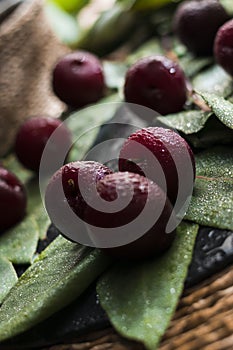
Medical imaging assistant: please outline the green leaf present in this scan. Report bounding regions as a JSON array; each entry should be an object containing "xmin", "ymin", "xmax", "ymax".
[
  {"xmin": 103, "ymin": 61, "xmax": 128, "ymax": 90},
  {"xmin": 179, "ymin": 55, "xmax": 212, "ymax": 78},
  {"xmin": 97, "ymin": 222, "xmax": 198, "ymax": 350},
  {"xmin": 157, "ymin": 110, "xmax": 212, "ymax": 134},
  {"xmin": 127, "ymin": 39, "xmax": 163, "ymax": 65},
  {"xmin": 47, "ymin": 0, "xmax": 90, "ymax": 14},
  {"xmin": 198, "ymin": 92, "xmax": 233, "ymax": 129},
  {"xmin": 45, "ymin": 2, "xmax": 80, "ymax": 47},
  {"xmin": 193, "ymin": 65, "xmax": 233, "ymax": 97},
  {"xmin": 26, "ymin": 179, "xmax": 51, "ymax": 240},
  {"xmin": 0, "ymin": 258, "xmax": 18, "ymax": 304},
  {"xmin": 0, "ymin": 236, "xmax": 111, "ymax": 342},
  {"xmin": 77, "ymin": 4, "xmax": 136, "ymax": 56},
  {"xmin": 0, "ymin": 216, "xmax": 39, "ymax": 265},
  {"xmin": 195, "ymin": 147, "xmax": 233, "ymax": 178},
  {"xmin": 131, "ymin": 0, "xmax": 178, "ymax": 11},
  {"xmin": 33, "ymin": 205, "xmax": 51, "ymax": 240},
  {"xmin": 219, "ymin": 0, "xmax": 233, "ymax": 16},
  {"xmin": 185, "ymin": 147, "xmax": 233, "ymax": 230},
  {"xmin": 67, "ymin": 99, "xmax": 121, "ymax": 161}
]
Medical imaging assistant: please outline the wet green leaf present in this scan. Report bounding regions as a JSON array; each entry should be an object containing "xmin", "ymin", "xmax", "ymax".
[
  {"xmin": 33, "ymin": 205, "xmax": 51, "ymax": 240},
  {"xmin": 127, "ymin": 39, "xmax": 163, "ymax": 65},
  {"xmin": 0, "ymin": 258, "xmax": 18, "ymax": 304},
  {"xmin": 0, "ymin": 216, "xmax": 39, "ymax": 265},
  {"xmin": 97, "ymin": 222, "xmax": 198, "ymax": 350},
  {"xmin": 198, "ymin": 92, "xmax": 233, "ymax": 129},
  {"xmin": 26, "ymin": 179, "xmax": 50, "ymax": 240},
  {"xmin": 195, "ymin": 147, "xmax": 233, "ymax": 178},
  {"xmin": 157, "ymin": 110, "xmax": 212, "ymax": 134},
  {"xmin": 103, "ymin": 61, "xmax": 128, "ymax": 90},
  {"xmin": 185, "ymin": 147, "xmax": 233, "ymax": 230},
  {"xmin": 193, "ymin": 65, "xmax": 233, "ymax": 97},
  {"xmin": 67, "ymin": 99, "xmax": 121, "ymax": 161},
  {"xmin": 0, "ymin": 236, "xmax": 111, "ymax": 342}
]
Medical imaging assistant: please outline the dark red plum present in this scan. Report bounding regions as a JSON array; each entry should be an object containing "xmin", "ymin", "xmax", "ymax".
[
  {"xmin": 85, "ymin": 172, "xmax": 176, "ymax": 260},
  {"xmin": 173, "ymin": 0, "xmax": 229, "ymax": 56},
  {"xmin": 45, "ymin": 161, "xmax": 113, "ymax": 240},
  {"xmin": 15, "ymin": 116, "xmax": 72, "ymax": 172},
  {"xmin": 124, "ymin": 55, "xmax": 187, "ymax": 115},
  {"xmin": 119, "ymin": 127, "xmax": 195, "ymax": 205},
  {"xmin": 0, "ymin": 167, "xmax": 27, "ymax": 232},
  {"xmin": 52, "ymin": 51, "xmax": 105, "ymax": 108},
  {"xmin": 214, "ymin": 19, "xmax": 233, "ymax": 76}
]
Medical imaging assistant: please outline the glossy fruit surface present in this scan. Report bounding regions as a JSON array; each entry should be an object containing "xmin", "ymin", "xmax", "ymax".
[
  {"xmin": 85, "ymin": 172, "xmax": 176, "ymax": 260},
  {"xmin": 124, "ymin": 55, "xmax": 187, "ymax": 115},
  {"xmin": 45, "ymin": 161, "xmax": 112, "ymax": 241},
  {"xmin": 52, "ymin": 51, "xmax": 105, "ymax": 108},
  {"xmin": 173, "ymin": 0, "xmax": 229, "ymax": 56},
  {"xmin": 119, "ymin": 127, "xmax": 195, "ymax": 205},
  {"xmin": 214, "ymin": 19, "xmax": 233, "ymax": 76},
  {"xmin": 61, "ymin": 161, "xmax": 112, "ymax": 217},
  {"xmin": 15, "ymin": 116, "xmax": 72, "ymax": 172},
  {"xmin": 0, "ymin": 166, "xmax": 27, "ymax": 232}
]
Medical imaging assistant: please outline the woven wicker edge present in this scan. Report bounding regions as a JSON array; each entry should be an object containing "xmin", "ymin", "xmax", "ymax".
[{"xmin": 44, "ymin": 264, "xmax": 233, "ymax": 350}]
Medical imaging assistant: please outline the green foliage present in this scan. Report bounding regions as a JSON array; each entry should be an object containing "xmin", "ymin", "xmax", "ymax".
[
  {"xmin": 97, "ymin": 222, "xmax": 198, "ymax": 350},
  {"xmin": 47, "ymin": 0, "xmax": 90, "ymax": 14},
  {"xmin": 45, "ymin": 2, "xmax": 80, "ymax": 47},
  {"xmin": 0, "ymin": 258, "xmax": 18, "ymax": 304},
  {"xmin": 0, "ymin": 236, "xmax": 111, "ymax": 342},
  {"xmin": 193, "ymin": 65, "xmax": 233, "ymax": 97},
  {"xmin": 157, "ymin": 111, "xmax": 212, "ymax": 134},
  {"xmin": 0, "ymin": 217, "xmax": 39, "ymax": 265},
  {"xmin": 185, "ymin": 147, "xmax": 233, "ymax": 230},
  {"xmin": 199, "ymin": 92, "xmax": 233, "ymax": 129}
]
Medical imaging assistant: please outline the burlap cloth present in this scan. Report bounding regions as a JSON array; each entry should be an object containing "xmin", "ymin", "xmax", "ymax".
[
  {"xmin": 0, "ymin": 0, "xmax": 68, "ymax": 156},
  {"xmin": 45, "ymin": 265, "xmax": 233, "ymax": 350}
]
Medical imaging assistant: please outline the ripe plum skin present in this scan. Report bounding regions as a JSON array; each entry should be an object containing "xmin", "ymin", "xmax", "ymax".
[
  {"xmin": 15, "ymin": 116, "xmax": 72, "ymax": 172},
  {"xmin": 85, "ymin": 172, "xmax": 176, "ymax": 260},
  {"xmin": 0, "ymin": 167, "xmax": 27, "ymax": 232},
  {"xmin": 214, "ymin": 19, "xmax": 233, "ymax": 76},
  {"xmin": 45, "ymin": 161, "xmax": 113, "ymax": 231},
  {"xmin": 173, "ymin": 0, "xmax": 229, "ymax": 56},
  {"xmin": 52, "ymin": 51, "xmax": 105, "ymax": 108},
  {"xmin": 124, "ymin": 55, "xmax": 187, "ymax": 115},
  {"xmin": 119, "ymin": 127, "xmax": 195, "ymax": 205}
]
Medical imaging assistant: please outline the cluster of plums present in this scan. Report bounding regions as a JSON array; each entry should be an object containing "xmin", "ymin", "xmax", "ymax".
[
  {"xmin": 174, "ymin": 0, "xmax": 233, "ymax": 76},
  {"xmin": 52, "ymin": 1, "xmax": 233, "ymax": 113},
  {"xmin": 2, "ymin": 0, "xmax": 233, "ymax": 259},
  {"xmin": 45, "ymin": 127, "xmax": 195, "ymax": 260}
]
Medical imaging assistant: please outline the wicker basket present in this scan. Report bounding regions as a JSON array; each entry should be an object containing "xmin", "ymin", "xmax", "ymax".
[{"xmin": 46, "ymin": 265, "xmax": 233, "ymax": 350}]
